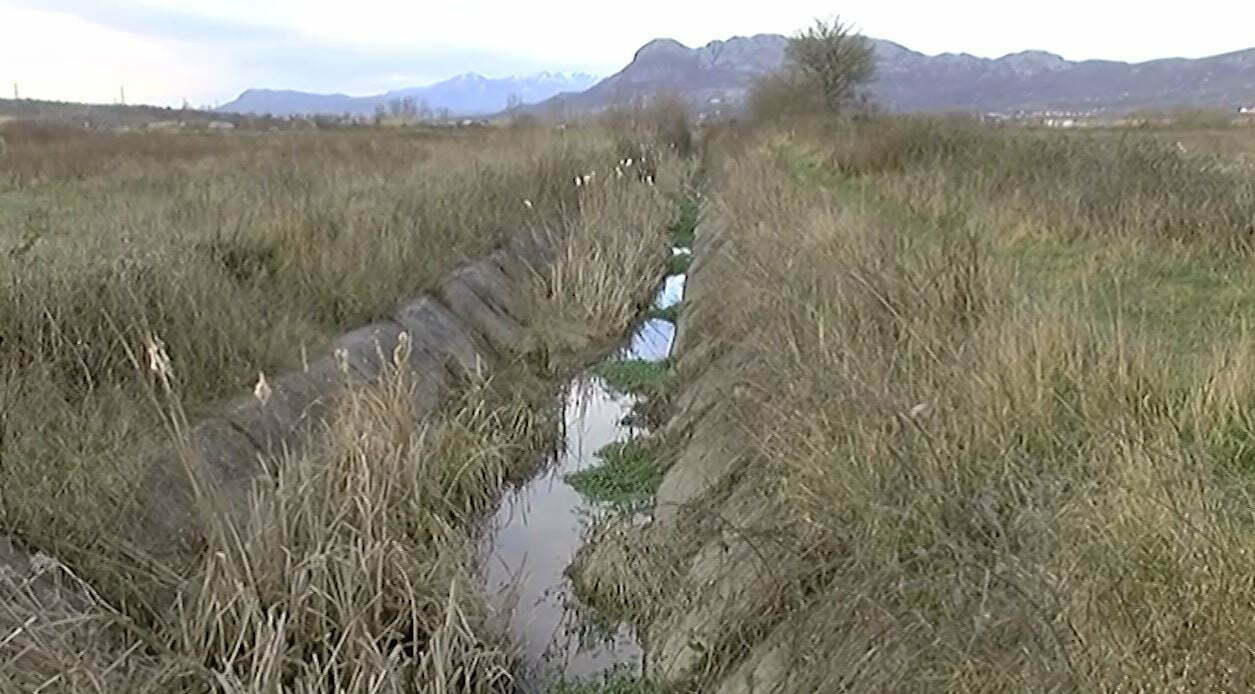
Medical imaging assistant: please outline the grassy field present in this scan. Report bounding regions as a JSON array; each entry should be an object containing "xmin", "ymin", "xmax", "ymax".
[
  {"xmin": 0, "ymin": 114, "xmax": 689, "ymax": 690},
  {"xmin": 655, "ymin": 117, "xmax": 1255, "ymax": 691},
  {"xmin": 0, "ymin": 121, "xmax": 605, "ymax": 577},
  {"xmin": 12, "ymin": 103, "xmax": 1255, "ymax": 691}
]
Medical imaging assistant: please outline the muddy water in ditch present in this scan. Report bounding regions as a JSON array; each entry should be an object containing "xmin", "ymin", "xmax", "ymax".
[{"xmin": 483, "ymin": 266, "xmax": 687, "ymax": 686}]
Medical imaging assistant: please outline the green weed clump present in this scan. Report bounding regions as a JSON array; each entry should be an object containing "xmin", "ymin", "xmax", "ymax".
[
  {"xmin": 565, "ymin": 439, "xmax": 662, "ymax": 510},
  {"xmin": 593, "ymin": 357, "xmax": 675, "ymax": 429},
  {"xmin": 645, "ymin": 303, "xmax": 679, "ymax": 324},
  {"xmin": 593, "ymin": 358, "xmax": 672, "ymax": 397},
  {"xmin": 666, "ymin": 250, "xmax": 692, "ymax": 276},
  {"xmin": 548, "ymin": 667, "xmax": 660, "ymax": 694},
  {"xmin": 668, "ymin": 193, "xmax": 700, "ymax": 248}
]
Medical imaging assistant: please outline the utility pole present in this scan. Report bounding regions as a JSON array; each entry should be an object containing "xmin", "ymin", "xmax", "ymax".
[
  {"xmin": 11, "ymin": 83, "xmax": 17, "ymax": 100},
  {"xmin": 119, "ymin": 85, "xmax": 125, "ymax": 105}
]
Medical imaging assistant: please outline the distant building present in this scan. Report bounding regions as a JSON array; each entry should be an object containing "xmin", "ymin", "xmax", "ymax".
[
  {"xmin": 1240, "ymin": 106, "xmax": 1255, "ymax": 115},
  {"xmin": 207, "ymin": 121, "xmax": 236, "ymax": 131}
]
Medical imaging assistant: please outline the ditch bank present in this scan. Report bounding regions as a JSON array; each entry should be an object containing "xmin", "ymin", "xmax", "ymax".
[
  {"xmin": 0, "ymin": 231, "xmax": 561, "ymax": 631},
  {"xmin": 571, "ymin": 209, "xmax": 807, "ymax": 693},
  {"xmin": 0, "ymin": 168, "xmax": 693, "ymax": 685},
  {"xmin": 129, "ymin": 239, "xmax": 553, "ymax": 576}
]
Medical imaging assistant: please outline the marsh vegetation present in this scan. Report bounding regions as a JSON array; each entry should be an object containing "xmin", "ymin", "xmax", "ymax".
[
  {"xmin": 7, "ymin": 65, "xmax": 1255, "ymax": 692},
  {"xmin": 615, "ymin": 115, "xmax": 1255, "ymax": 692},
  {"xmin": 0, "ymin": 113, "xmax": 691, "ymax": 691}
]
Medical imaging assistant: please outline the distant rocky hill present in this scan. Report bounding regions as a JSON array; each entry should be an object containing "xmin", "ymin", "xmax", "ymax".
[
  {"xmin": 532, "ymin": 34, "xmax": 1255, "ymax": 116},
  {"xmin": 216, "ymin": 36, "xmax": 1255, "ymax": 120},
  {"xmin": 872, "ymin": 42, "xmax": 1255, "ymax": 112},
  {"xmin": 217, "ymin": 71, "xmax": 599, "ymax": 117},
  {"xmin": 533, "ymin": 35, "xmax": 790, "ymax": 117}
]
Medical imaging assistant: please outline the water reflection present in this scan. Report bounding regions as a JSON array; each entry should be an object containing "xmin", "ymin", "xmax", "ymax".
[
  {"xmin": 484, "ymin": 380, "xmax": 641, "ymax": 681},
  {"xmin": 627, "ymin": 320, "xmax": 674, "ymax": 362},
  {"xmin": 482, "ymin": 265, "xmax": 686, "ymax": 685},
  {"xmin": 657, "ymin": 273, "xmax": 686, "ymax": 310}
]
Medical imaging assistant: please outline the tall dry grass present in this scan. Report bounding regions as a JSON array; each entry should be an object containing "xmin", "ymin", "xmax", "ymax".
[
  {"xmin": 167, "ymin": 347, "xmax": 547, "ymax": 693},
  {"xmin": 669, "ymin": 119, "xmax": 1255, "ymax": 691},
  {"xmin": 530, "ymin": 153, "xmax": 691, "ymax": 358},
  {"xmin": 0, "ymin": 123, "xmax": 613, "ymax": 595},
  {"xmin": 1, "ymin": 351, "xmax": 547, "ymax": 692},
  {"xmin": 1, "ymin": 110, "xmax": 695, "ymax": 690},
  {"xmin": 813, "ymin": 117, "xmax": 1255, "ymax": 247}
]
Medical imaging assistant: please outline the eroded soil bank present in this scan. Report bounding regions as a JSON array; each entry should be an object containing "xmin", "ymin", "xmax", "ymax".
[{"xmin": 569, "ymin": 206, "xmax": 766, "ymax": 692}]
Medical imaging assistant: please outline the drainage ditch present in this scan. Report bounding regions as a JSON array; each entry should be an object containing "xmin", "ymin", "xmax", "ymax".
[{"xmin": 484, "ymin": 246, "xmax": 690, "ymax": 689}]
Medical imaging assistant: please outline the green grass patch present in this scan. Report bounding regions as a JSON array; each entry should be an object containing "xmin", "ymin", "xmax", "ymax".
[
  {"xmin": 547, "ymin": 666, "xmax": 660, "ymax": 694},
  {"xmin": 666, "ymin": 250, "xmax": 692, "ymax": 276},
  {"xmin": 564, "ymin": 438, "xmax": 662, "ymax": 509},
  {"xmin": 784, "ymin": 134, "xmax": 1255, "ymax": 365},
  {"xmin": 645, "ymin": 302, "xmax": 679, "ymax": 324},
  {"xmin": 669, "ymin": 193, "xmax": 699, "ymax": 248},
  {"xmin": 593, "ymin": 358, "xmax": 672, "ymax": 397}
]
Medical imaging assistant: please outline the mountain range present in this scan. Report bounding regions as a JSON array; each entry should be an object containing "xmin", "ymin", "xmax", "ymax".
[
  {"xmin": 868, "ymin": 40, "xmax": 1255, "ymax": 112},
  {"xmin": 218, "ymin": 36, "xmax": 1255, "ymax": 119},
  {"xmin": 217, "ymin": 71, "xmax": 600, "ymax": 117},
  {"xmin": 535, "ymin": 34, "xmax": 1255, "ymax": 116}
]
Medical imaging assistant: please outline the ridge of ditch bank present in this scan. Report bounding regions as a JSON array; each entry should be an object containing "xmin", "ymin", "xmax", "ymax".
[
  {"xmin": 572, "ymin": 208, "xmax": 803, "ymax": 693},
  {"xmin": 130, "ymin": 238, "xmax": 555, "ymax": 573},
  {"xmin": 0, "ymin": 233, "xmax": 558, "ymax": 612}
]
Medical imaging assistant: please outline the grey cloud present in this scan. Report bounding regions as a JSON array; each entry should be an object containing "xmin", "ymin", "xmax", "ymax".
[
  {"xmin": 233, "ymin": 41, "xmax": 573, "ymax": 93},
  {"xmin": 6, "ymin": 0, "xmax": 612, "ymax": 103},
  {"xmin": 9, "ymin": 0, "xmax": 287, "ymax": 42}
]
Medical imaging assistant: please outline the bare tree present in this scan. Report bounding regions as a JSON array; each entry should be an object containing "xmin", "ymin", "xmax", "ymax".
[
  {"xmin": 415, "ymin": 99, "xmax": 434, "ymax": 122},
  {"xmin": 387, "ymin": 97, "xmax": 417, "ymax": 121},
  {"xmin": 380, "ymin": 97, "xmax": 435, "ymax": 124}
]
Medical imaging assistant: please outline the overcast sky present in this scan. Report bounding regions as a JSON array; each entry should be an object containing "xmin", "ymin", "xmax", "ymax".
[{"xmin": 2, "ymin": 0, "xmax": 1253, "ymax": 107}]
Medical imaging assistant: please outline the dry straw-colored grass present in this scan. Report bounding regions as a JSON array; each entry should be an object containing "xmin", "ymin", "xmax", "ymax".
[
  {"xmin": 0, "ymin": 122, "xmax": 609, "ymax": 591},
  {"xmin": 1, "ymin": 110, "xmax": 692, "ymax": 690},
  {"xmin": 662, "ymin": 118, "xmax": 1255, "ymax": 692},
  {"xmin": 530, "ymin": 155, "xmax": 691, "ymax": 357},
  {"xmin": 168, "ymin": 351, "xmax": 540, "ymax": 693},
  {"xmin": 2, "ymin": 355, "xmax": 540, "ymax": 692}
]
